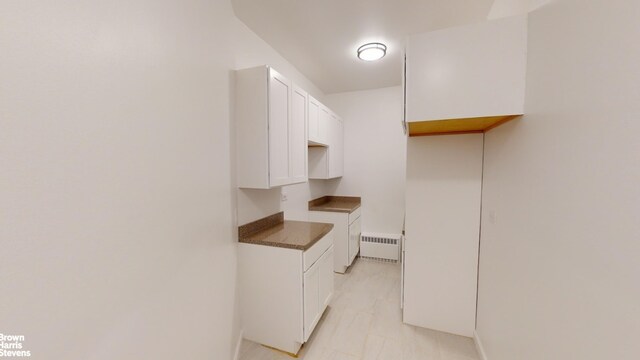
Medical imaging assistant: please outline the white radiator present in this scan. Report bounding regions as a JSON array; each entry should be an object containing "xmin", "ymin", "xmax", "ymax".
[{"xmin": 359, "ymin": 233, "xmax": 401, "ymax": 262}]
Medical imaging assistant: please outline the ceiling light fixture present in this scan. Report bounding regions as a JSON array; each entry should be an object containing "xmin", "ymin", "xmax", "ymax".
[{"xmin": 357, "ymin": 42, "xmax": 387, "ymax": 61}]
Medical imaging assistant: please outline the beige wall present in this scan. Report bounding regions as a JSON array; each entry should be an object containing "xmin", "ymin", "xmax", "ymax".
[
  {"xmin": 0, "ymin": 1, "xmax": 325, "ymax": 359},
  {"xmin": 476, "ymin": 0, "xmax": 640, "ymax": 359},
  {"xmin": 325, "ymin": 86, "xmax": 406, "ymax": 235}
]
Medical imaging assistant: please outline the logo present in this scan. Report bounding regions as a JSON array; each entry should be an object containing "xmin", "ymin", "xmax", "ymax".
[{"xmin": 0, "ymin": 334, "xmax": 31, "ymax": 357}]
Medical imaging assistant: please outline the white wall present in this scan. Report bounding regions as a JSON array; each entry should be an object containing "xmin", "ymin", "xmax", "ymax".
[
  {"xmin": 0, "ymin": 1, "xmax": 239, "ymax": 359},
  {"xmin": 487, "ymin": 0, "xmax": 553, "ymax": 19},
  {"xmin": 476, "ymin": 0, "xmax": 640, "ymax": 359},
  {"xmin": 0, "ymin": 1, "xmax": 325, "ymax": 359},
  {"xmin": 232, "ymin": 20, "xmax": 325, "ymax": 102},
  {"xmin": 324, "ymin": 86, "xmax": 406, "ymax": 235}
]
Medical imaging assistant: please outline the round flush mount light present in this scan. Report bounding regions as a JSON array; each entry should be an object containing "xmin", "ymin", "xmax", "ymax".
[{"xmin": 357, "ymin": 42, "xmax": 387, "ymax": 61}]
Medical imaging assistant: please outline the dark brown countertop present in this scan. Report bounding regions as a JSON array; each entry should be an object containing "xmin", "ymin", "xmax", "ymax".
[
  {"xmin": 308, "ymin": 196, "xmax": 361, "ymax": 213},
  {"xmin": 238, "ymin": 212, "xmax": 334, "ymax": 251}
]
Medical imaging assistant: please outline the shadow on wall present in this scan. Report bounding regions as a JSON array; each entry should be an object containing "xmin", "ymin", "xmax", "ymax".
[{"xmin": 323, "ymin": 177, "xmax": 343, "ymax": 195}]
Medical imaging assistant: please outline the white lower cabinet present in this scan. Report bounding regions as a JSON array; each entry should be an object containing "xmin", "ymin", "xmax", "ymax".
[
  {"xmin": 303, "ymin": 245, "xmax": 334, "ymax": 341},
  {"xmin": 303, "ymin": 261, "xmax": 320, "ymax": 341},
  {"xmin": 348, "ymin": 216, "xmax": 361, "ymax": 265},
  {"xmin": 238, "ymin": 231, "xmax": 334, "ymax": 355},
  {"xmin": 309, "ymin": 208, "xmax": 361, "ymax": 274},
  {"xmin": 319, "ymin": 246, "xmax": 334, "ymax": 309}
]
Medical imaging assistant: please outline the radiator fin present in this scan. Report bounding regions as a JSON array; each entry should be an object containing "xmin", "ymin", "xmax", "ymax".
[{"xmin": 359, "ymin": 256, "xmax": 398, "ymax": 263}]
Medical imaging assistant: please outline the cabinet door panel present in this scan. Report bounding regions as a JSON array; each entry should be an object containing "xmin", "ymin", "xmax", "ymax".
[
  {"xmin": 319, "ymin": 246, "xmax": 334, "ymax": 310},
  {"xmin": 308, "ymin": 96, "xmax": 320, "ymax": 143},
  {"xmin": 290, "ymin": 85, "xmax": 308, "ymax": 183},
  {"xmin": 319, "ymin": 107, "xmax": 330, "ymax": 145},
  {"xmin": 348, "ymin": 217, "xmax": 361, "ymax": 265},
  {"xmin": 406, "ymin": 15, "xmax": 526, "ymax": 122},
  {"xmin": 335, "ymin": 117, "xmax": 344, "ymax": 177},
  {"xmin": 303, "ymin": 263, "xmax": 320, "ymax": 341},
  {"xmin": 268, "ymin": 69, "xmax": 291, "ymax": 187},
  {"xmin": 329, "ymin": 114, "xmax": 344, "ymax": 178}
]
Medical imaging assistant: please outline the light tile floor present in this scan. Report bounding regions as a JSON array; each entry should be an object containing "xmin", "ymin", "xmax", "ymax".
[{"xmin": 238, "ymin": 258, "xmax": 480, "ymax": 360}]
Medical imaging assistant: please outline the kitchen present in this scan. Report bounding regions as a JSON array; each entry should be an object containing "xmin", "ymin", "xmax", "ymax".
[{"xmin": 1, "ymin": 0, "xmax": 638, "ymax": 360}]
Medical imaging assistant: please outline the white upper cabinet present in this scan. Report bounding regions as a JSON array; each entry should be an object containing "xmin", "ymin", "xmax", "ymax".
[
  {"xmin": 405, "ymin": 14, "xmax": 527, "ymax": 135},
  {"xmin": 329, "ymin": 113, "xmax": 344, "ymax": 178},
  {"xmin": 308, "ymin": 96, "xmax": 329, "ymax": 146},
  {"xmin": 308, "ymin": 96, "xmax": 320, "ymax": 143},
  {"xmin": 268, "ymin": 69, "xmax": 292, "ymax": 187},
  {"xmin": 318, "ymin": 106, "xmax": 330, "ymax": 145},
  {"xmin": 290, "ymin": 85, "xmax": 308, "ymax": 183},
  {"xmin": 235, "ymin": 66, "xmax": 308, "ymax": 189},
  {"xmin": 308, "ymin": 111, "xmax": 343, "ymax": 180}
]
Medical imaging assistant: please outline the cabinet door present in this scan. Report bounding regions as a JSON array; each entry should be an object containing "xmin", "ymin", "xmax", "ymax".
[
  {"xmin": 308, "ymin": 96, "xmax": 320, "ymax": 143},
  {"xmin": 303, "ymin": 262, "xmax": 320, "ymax": 341},
  {"xmin": 348, "ymin": 216, "xmax": 361, "ymax": 265},
  {"xmin": 404, "ymin": 134, "xmax": 482, "ymax": 337},
  {"xmin": 406, "ymin": 15, "xmax": 526, "ymax": 122},
  {"xmin": 329, "ymin": 114, "xmax": 344, "ymax": 178},
  {"xmin": 318, "ymin": 107, "xmax": 330, "ymax": 145},
  {"xmin": 319, "ymin": 246, "xmax": 334, "ymax": 311},
  {"xmin": 268, "ymin": 68, "xmax": 292, "ymax": 187},
  {"xmin": 335, "ymin": 117, "xmax": 344, "ymax": 177},
  {"xmin": 290, "ymin": 85, "xmax": 308, "ymax": 183}
]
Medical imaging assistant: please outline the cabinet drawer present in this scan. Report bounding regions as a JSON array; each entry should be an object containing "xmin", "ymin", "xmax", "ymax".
[
  {"xmin": 304, "ymin": 230, "xmax": 333, "ymax": 272},
  {"xmin": 349, "ymin": 207, "xmax": 361, "ymax": 224}
]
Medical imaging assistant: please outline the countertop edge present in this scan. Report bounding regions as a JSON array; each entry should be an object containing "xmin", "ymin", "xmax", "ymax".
[
  {"xmin": 308, "ymin": 195, "xmax": 362, "ymax": 214},
  {"xmin": 308, "ymin": 203, "xmax": 361, "ymax": 214},
  {"xmin": 238, "ymin": 221, "xmax": 334, "ymax": 251}
]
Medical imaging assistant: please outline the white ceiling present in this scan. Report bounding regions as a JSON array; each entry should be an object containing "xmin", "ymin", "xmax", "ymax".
[{"xmin": 232, "ymin": 0, "xmax": 495, "ymax": 94}]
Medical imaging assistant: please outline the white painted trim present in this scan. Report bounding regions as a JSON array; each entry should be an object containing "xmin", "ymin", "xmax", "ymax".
[
  {"xmin": 473, "ymin": 330, "xmax": 488, "ymax": 360},
  {"xmin": 233, "ymin": 330, "xmax": 244, "ymax": 360}
]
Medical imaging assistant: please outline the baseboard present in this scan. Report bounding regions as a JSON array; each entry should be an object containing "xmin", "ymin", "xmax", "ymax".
[
  {"xmin": 233, "ymin": 330, "xmax": 244, "ymax": 360},
  {"xmin": 473, "ymin": 330, "xmax": 488, "ymax": 360}
]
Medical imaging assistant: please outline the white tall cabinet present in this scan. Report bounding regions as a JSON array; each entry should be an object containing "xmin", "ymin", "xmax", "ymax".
[
  {"xmin": 236, "ymin": 66, "xmax": 308, "ymax": 189},
  {"xmin": 401, "ymin": 15, "xmax": 527, "ymax": 336},
  {"xmin": 403, "ymin": 134, "xmax": 483, "ymax": 337}
]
